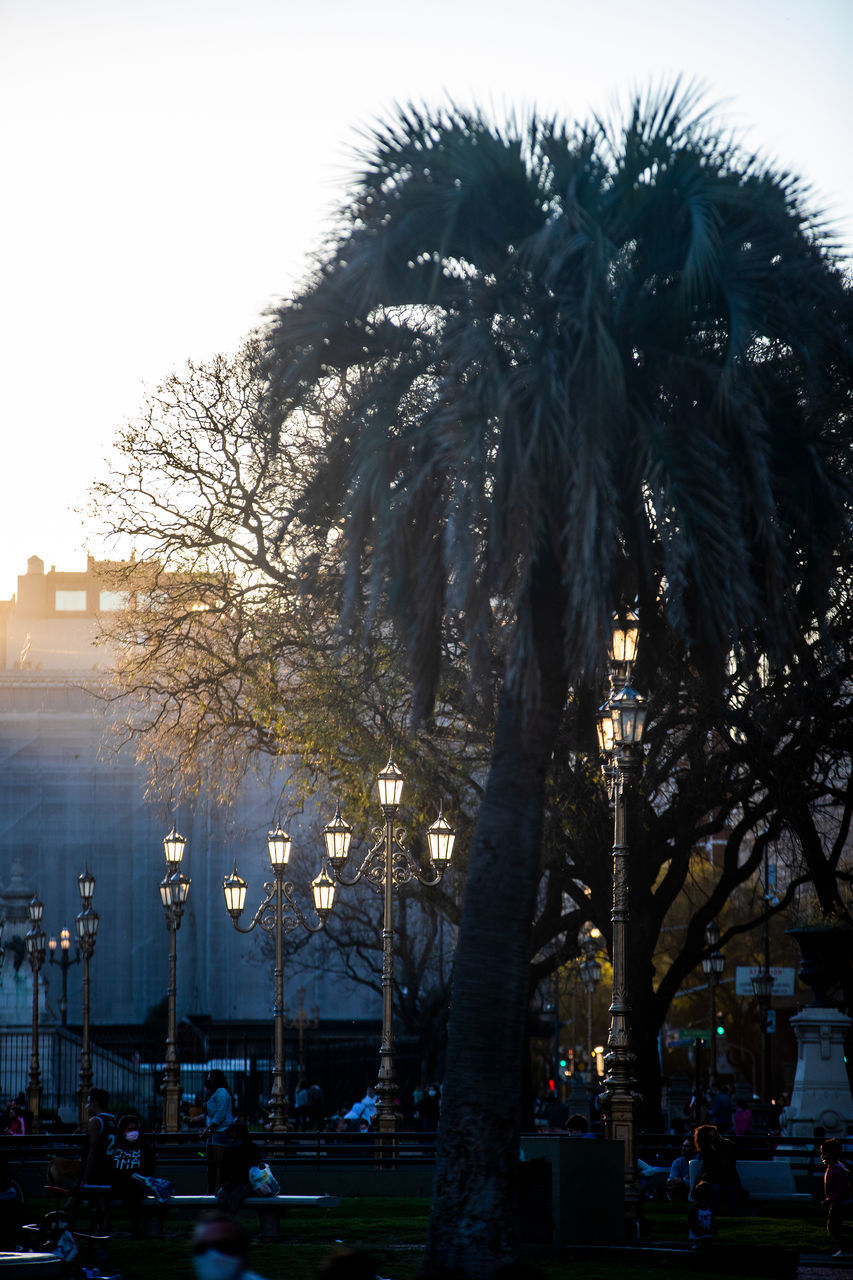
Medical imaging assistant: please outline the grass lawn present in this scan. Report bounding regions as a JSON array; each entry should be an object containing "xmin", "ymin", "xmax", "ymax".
[{"xmin": 30, "ymin": 1196, "xmax": 836, "ymax": 1280}]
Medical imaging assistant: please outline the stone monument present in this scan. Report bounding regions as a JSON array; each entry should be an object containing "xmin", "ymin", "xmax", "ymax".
[{"xmin": 784, "ymin": 925, "xmax": 853, "ymax": 1140}]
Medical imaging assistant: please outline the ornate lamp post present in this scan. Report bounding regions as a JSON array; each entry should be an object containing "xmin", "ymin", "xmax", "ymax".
[
  {"xmin": 596, "ymin": 611, "xmax": 646, "ymax": 1234},
  {"xmin": 159, "ymin": 827, "xmax": 191, "ymax": 1132},
  {"xmin": 223, "ymin": 824, "xmax": 336, "ymax": 1133},
  {"xmin": 76, "ymin": 868, "xmax": 99, "ymax": 1126},
  {"xmin": 25, "ymin": 896, "xmax": 46, "ymax": 1131},
  {"xmin": 702, "ymin": 920, "xmax": 725, "ymax": 1085},
  {"xmin": 751, "ymin": 843, "xmax": 776, "ymax": 1103},
  {"xmin": 48, "ymin": 928, "xmax": 81, "ymax": 1027},
  {"xmin": 579, "ymin": 922, "xmax": 603, "ymax": 1078},
  {"xmin": 323, "ymin": 758, "xmax": 455, "ymax": 1134},
  {"xmin": 752, "ymin": 967, "xmax": 774, "ymax": 1102}
]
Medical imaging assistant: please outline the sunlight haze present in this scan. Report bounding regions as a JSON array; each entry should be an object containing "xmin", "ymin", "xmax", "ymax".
[{"xmin": 1, "ymin": 0, "xmax": 851, "ymax": 596}]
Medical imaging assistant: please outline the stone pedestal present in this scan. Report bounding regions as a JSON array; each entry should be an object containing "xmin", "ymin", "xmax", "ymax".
[{"xmin": 786, "ymin": 1004, "xmax": 853, "ymax": 1138}]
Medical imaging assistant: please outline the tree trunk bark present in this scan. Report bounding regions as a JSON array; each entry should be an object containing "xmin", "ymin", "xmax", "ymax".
[{"xmin": 425, "ymin": 559, "xmax": 567, "ymax": 1278}]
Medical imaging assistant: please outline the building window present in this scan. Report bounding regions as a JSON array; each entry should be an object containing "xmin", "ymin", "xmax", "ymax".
[
  {"xmin": 99, "ymin": 590, "xmax": 128, "ymax": 612},
  {"xmin": 55, "ymin": 590, "xmax": 87, "ymax": 611}
]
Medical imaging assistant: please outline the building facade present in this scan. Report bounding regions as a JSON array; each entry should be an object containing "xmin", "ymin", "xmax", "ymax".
[{"xmin": 0, "ymin": 555, "xmax": 374, "ymax": 1033}]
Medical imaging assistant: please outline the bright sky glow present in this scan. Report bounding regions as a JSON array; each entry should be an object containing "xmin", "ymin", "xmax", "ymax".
[{"xmin": 2, "ymin": 0, "xmax": 851, "ymax": 597}]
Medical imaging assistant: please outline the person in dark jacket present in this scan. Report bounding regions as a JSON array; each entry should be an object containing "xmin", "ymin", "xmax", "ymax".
[{"xmin": 216, "ymin": 1124, "xmax": 264, "ymax": 1215}]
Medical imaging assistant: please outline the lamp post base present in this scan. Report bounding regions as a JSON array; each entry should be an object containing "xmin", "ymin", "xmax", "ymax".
[
  {"xmin": 27, "ymin": 1083, "xmax": 42, "ymax": 1134},
  {"xmin": 601, "ymin": 1073, "xmax": 643, "ymax": 1238},
  {"xmin": 162, "ymin": 1078, "xmax": 182, "ymax": 1132}
]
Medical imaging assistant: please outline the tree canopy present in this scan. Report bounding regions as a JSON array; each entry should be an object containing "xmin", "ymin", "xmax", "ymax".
[{"xmin": 261, "ymin": 87, "xmax": 853, "ymax": 1276}]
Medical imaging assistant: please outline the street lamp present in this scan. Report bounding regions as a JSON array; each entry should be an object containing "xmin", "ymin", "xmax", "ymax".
[
  {"xmin": 223, "ymin": 823, "xmax": 335, "ymax": 1132},
  {"xmin": 579, "ymin": 922, "xmax": 603, "ymax": 1078},
  {"xmin": 48, "ymin": 928, "xmax": 81, "ymax": 1027},
  {"xmin": 323, "ymin": 759, "xmax": 455, "ymax": 1134},
  {"xmin": 76, "ymin": 869, "xmax": 99, "ymax": 1126},
  {"xmin": 752, "ymin": 968, "xmax": 775, "ymax": 1102},
  {"xmin": 751, "ymin": 841, "xmax": 776, "ymax": 1104},
  {"xmin": 702, "ymin": 921, "xmax": 725, "ymax": 1086},
  {"xmin": 285, "ymin": 988, "xmax": 320, "ymax": 1078},
  {"xmin": 25, "ymin": 896, "xmax": 46, "ymax": 1131},
  {"xmin": 159, "ymin": 827, "xmax": 191, "ymax": 1132},
  {"xmin": 596, "ymin": 615, "xmax": 647, "ymax": 1235}
]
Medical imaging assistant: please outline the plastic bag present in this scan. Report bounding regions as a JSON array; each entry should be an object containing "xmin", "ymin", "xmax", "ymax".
[
  {"xmin": 248, "ymin": 1163, "xmax": 280, "ymax": 1197},
  {"xmin": 132, "ymin": 1173, "xmax": 174, "ymax": 1202}
]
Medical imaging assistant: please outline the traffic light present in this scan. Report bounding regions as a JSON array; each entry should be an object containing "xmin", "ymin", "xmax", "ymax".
[{"xmin": 716, "ymin": 1021, "xmax": 726, "ymax": 1037}]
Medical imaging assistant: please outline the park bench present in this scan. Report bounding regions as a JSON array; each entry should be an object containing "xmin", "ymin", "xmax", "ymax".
[
  {"xmin": 734, "ymin": 1160, "xmax": 813, "ymax": 1206},
  {"xmin": 140, "ymin": 1192, "xmax": 341, "ymax": 1241}
]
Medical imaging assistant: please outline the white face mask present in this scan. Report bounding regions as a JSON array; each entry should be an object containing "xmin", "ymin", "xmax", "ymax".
[
  {"xmin": 192, "ymin": 1251, "xmax": 244, "ymax": 1280},
  {"xmin": 124, "ymin": 1130, "xmax": 140, "ymax": 1142}
]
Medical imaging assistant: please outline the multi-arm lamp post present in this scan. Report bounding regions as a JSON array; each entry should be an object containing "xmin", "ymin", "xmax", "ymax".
[
  {"xmin": 25, "ymin": 896, "xmax": 46, "ymax": 1131},
  {"xmin": 595, "ymin": 611, "xmax": 646, "ymax": 1236},
  {"xmin": 76, "ymin": 868, "xmax": 99, "ymax": 1126},
  {"xmin": 48, "ymin": 928, "xmax": 81, "ymax": 1027},
  {"xmin": 223, "ymin": 825, "xmax": 336, "ymax": 1133},
  {"xmin": 322, "ymin": 758, "xmax": 455, "ymax": 1134},
  {"xmin": 159, "ymin": 827, "xmax": 191, "ymax": 1132},
  {"xmin": 702, "ymin": 920, "xmax": 725, "ymax": 1086}
]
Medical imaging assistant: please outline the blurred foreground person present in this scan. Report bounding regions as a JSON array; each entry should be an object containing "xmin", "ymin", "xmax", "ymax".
[{"xmin": 190, "ymin": 1211, "xmax": 268, "ymax": 1280}]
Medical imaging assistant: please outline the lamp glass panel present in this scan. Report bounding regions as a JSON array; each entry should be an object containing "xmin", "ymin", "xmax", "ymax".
[
  {"xmin": 78, "ymin": 868, "xmax": 96, "ymax": 902},
  {"xmin": 29, "ymin": 897, "xmax": 44, "ymax": 925},
  {"xmin": 427, "ymin": 812, "xmax": 455, "ymax": 864},
  {"xmin": 377, "ymin": 759, "xmax": 404, "ymax": 808},
  {"xmin": 610, "ymin": 685, "xmax": 646, "ymax": 746},
  {"xmin": 705, "ymin": 919, "xmax": 721, "ymax": 949},
  {"xmin": 323, "ymin": 809, "xmax": 352, "ymax": 866},
  {"xmin": 223, "ymin": 869, "xmax": 247, "ymax": 915},
  {"xmin": 169, "ymin": 873, "xmax": 190, "ymax": 906},
  {"xmin": 163, "ymin": 827, "xmax": 186, "ymax": 868},
  {"xmin": 159, "ymin": 877, "xmax": 171, "ymax": 908},
  {"xmin": 596, "ymin": 706, "xmax": 615, "ymax": 755},
  {"xmin": 609, "ymin": 609, "xmax": 639, "ymax": 664},
  {"xmin": 311, "ymin": 866, "xmax": 336, "ymax": 915},
  {"xmin": 76, "ymin": 909, "xmax": 98, "ymax": 941},
  {"xmin": 267, "ymin": 824, "xmax": 292, "ymax": 868}
]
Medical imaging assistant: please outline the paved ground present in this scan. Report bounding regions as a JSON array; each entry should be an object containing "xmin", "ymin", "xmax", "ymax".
[{"xmin": 798, "ymin": 1254, "xmax": 853, "ymax": 1278}]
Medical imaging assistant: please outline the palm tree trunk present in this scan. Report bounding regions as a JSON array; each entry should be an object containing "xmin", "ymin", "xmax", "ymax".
[{"xmin": 425, "ymin": 560, "xmax": 567, "ymax": 1277}]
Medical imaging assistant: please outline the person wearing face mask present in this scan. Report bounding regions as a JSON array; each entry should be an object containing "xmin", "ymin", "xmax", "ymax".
[
  {"xmin": 190, "ymin": 1210, "xmax": 268, "ymax": 1280},
  {"xmin": 111, "ymin": 1113, "xmax": 155, "ymax": 1238}
]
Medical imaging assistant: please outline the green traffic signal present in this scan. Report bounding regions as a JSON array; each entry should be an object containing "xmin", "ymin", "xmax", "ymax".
[{"xmin": 716, "ymin": 1024, "xmax": 725, "ymax": 1036}]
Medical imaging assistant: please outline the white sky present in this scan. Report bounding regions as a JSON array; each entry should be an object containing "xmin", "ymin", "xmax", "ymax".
[{"xmin": 2, "ymin": 0, "xmax": 851, "ymax": 599}]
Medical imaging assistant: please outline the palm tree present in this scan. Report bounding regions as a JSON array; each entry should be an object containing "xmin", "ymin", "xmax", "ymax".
[{"xmin": 265, "ymin": 86, "xmax": 852, "ymax": 1274}]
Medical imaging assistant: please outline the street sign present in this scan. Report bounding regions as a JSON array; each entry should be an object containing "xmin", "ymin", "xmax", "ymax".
[
  {"xmin": 735, "ymin": 965, "xmax": 796, "ymax": 996},
  {"xmin": 666, "ymin": 1028, "xmax": 711, "ymax": 1047}
]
